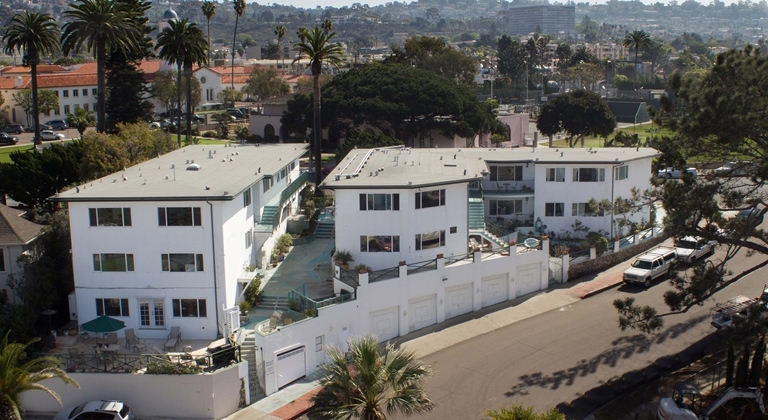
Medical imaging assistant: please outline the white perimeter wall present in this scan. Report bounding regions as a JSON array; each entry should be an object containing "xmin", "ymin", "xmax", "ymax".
[
  {"xmin": 255, "ymin": 243, "xmax": 549, "ymax": 396},
  {"xmin": 334, "ymin": 183, "xmax": 469, "ymax": 270},
  {"xmin": 22, "ymin": 362, "xmax": 248, "ymax": 420},
  {"xmin": 1, "ymin": 243, "xmax": 28, "ymax": 304}
]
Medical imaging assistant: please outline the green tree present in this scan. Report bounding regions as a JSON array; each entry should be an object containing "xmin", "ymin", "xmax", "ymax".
[
  {"xmin": 309, "ymin": 335, "xmax": 434, "ymax": 419},
  {"xmin": 230, "ymin": 0, "xmax": 246, "ymax": 101},
  {"xmin": 79, "ymin": 122, "xmax": 174, "ymax": 179},
  {"xmin": 274, "ymin": 25, "xmax": 286, "ymax": 68},
  {"xmin": 61, "ymin": 0, "xmax": 143, "ymax": 132},
  {"xmin": 156, "ymin": 18, "xmax": 208, "ymax": 147},
  {"xmin": 622, "ymin": 30, "xmax": 652, "ymax": 89},
  {"xmin": 2, "ymin": 12, "xmax": 60, "ymax": 145},
  {"xmin": 386, "ymin": 36, "xmax": 477, "ymax": 84},
  {"xmin": 292, "ymin": 25, "xmax": 344, "ymax": 187},
  {"xmin": 201, "ymin": 1, "xmax": 216, "ymax": 64},
  {"xmin": 496, "ymin": 35, "xmax": 527, "ymax": 88},
  {"xmin": 0, "ymin": 333, "xmax": 79, "ymax": 419},
  {"xmin": 11, "ymin": 89, "xmax": 59, "ymax": 127},
  {"xmin": 218, "ymin": 87, "xmax": 243, "ymax": 105},
  {"xmin": 614, "ymin": 47, "xmax": 768, "ymax": 334},
  {"xmin": 65, "ymin": 106, "xmax": 96, "ymax": 139},
  {"xmin": 484, "ymin": 403, "xmax": 565, "ymax": 420},
  {"xmin": 334, "ymin": 129, "xmax": 403, "ymax": 163},
  {"xmin": 244, "ymin": 66, "xmax": 289, "ymax": 103},
  {"xmin": 536, "ymin": 90, "xmax": 616, "ymax": 147}
]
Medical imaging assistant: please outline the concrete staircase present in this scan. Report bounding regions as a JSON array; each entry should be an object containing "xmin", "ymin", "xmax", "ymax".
[
  {"xmin": 240, "ymin": 330, "xmax": 265, "ymax": 403},
  {"xmin": 260, "ymin": 205, "xmax": 279, "ymax": 225},
  {"xmin": 314, "ymin": 219, "xmax": 335, "ymax": 238},
  {"xmin": 259, "ymin": 295, "xmax": 290, "ymax": 309},
  {"xmin": 468, "ymin": 198, "xmax": 485, "ymax": 230}
]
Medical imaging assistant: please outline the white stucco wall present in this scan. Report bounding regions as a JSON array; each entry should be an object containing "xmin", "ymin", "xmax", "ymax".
[
  {"xmin": 22, "ymin": 362, "xmax": 248, "ymax": 419},
  {"xmin": 334, "ymin": 183, "xmax": 469, "ymax": 270},
  {"xmin": 0, "ymin": 244, "xmax": 29, "ymax": 304}
]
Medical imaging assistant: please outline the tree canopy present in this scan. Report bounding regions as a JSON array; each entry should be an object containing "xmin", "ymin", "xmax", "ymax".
[
  {"xmin": 615, "ymin": 46, "xmax": 768, "ymax": 335},
  {"xmin": 385, "ymin": 35, "xmax": 477, "ymax": 84},
  {"xmin": 244, "ymin": 66, "xmax": 289, "ymax": 102},
  {"xmin": 536, "ymin": 89, "xmax": 616, "ymax": 147},
  {"xmin": 313, "ymin": 63, "xmax": 497, "ymax": 145},
  {"xmin": 11, "ymin": 89, "xmax": 58, "ymax": 127}
]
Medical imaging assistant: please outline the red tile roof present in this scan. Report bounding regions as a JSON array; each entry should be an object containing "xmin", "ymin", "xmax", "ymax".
[{"xmin": 0, "ymin": 65, "xmax": 69, "ymax": 74}]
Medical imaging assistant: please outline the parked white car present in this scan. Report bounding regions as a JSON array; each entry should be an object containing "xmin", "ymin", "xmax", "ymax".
[
  {"xmin": 674, "ymin": 236, "xmax": 717, "ymax": 264},
  {"xmin": 41, "ymin": 130, "xmax": 65, "ymax": 141},
  {"xmin": 623, "ymin": 246, "xmax": 678, "ymax": 288},
  {"xmin": 713, "ymin": 161, "xmax": 749, "ymax": 177},
  {"xmin": 54, "ymin": 400, "xmax": 133, "ymax": 420},
  {"xmin": 657, "ymin": 167, "xmax": 698, "ymax": 179}
]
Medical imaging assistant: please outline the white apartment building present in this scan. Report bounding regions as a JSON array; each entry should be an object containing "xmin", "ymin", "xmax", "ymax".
[{"xmin": 51, "ymin": 143, "xmax": 309, "ymax": 340}]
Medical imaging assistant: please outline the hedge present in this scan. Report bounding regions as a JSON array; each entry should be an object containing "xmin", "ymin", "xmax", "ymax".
[{"xmin": 567, "ymin": 234, "xmax": 669, "ymax": 280}]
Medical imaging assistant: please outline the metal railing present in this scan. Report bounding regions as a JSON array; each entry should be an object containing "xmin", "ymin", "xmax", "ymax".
[
  {"xmin": 287, "ymin": 283, "xmax": 356, "ymax": 312},
  {"xmin": 406, "ymin": 258, "xmax": 437, "ymax": 275},
  {"xmin": 271, "ymin": 171, "xmax": 308, "ymax": 230},
  {"xmin": 44, "ymin": 345, "xmax": 241, "ymax": 374},
  {"xmin": 368, "ymin": 266, "xmax": 400, "ymax": 283}
]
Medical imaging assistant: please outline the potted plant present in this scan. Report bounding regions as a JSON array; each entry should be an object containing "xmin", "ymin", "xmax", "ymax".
[
  {"xmin": 333, "ymin": 250, "xmax": 354, "ymax": 269},
  {"xmin": 238, "ymin": 301, "xmax": 251, "ymax": 323},
  {"xmin": 354, "ymin": 263, "xmax": 370, "ymax": 273}
]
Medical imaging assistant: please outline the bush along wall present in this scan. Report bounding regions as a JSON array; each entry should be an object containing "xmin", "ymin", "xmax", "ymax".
[{"xmin": 567, "ymin": 234, "xmax": 668, "ymax": 280}]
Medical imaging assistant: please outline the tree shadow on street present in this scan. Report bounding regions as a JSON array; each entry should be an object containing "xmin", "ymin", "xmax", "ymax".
[{"xmin": 503, "ymin": 313, "xmax": 709, "ymax": 397}]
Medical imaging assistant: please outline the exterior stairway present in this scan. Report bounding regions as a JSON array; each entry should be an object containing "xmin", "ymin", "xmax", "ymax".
[
  {"xmin": 468, "ymin": 198, "xmax": 485, "ymax": 230},
  {"xmin": 240, "ymin": 330, "xmax": 265, "ymax": 403},
  {"xmin": 259, "ymin": 295, "xmax": 290, "ymax": 309},
  {"xmin": 314, "ymin": 219, "xmax": 335, "ymax": 238},
  {"xmin": 260, "ymin": 205, "xmax": 279, "ymax": 226}
]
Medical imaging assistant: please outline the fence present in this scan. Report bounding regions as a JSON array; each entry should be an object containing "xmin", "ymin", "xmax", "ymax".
[{"xmin": 287, "ymin": 283, "xmax": 357, "ymax": 313}]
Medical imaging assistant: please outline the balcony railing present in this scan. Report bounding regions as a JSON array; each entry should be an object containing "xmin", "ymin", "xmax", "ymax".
[{"xmin": 271, "ymin": 171, "xmax": 308, "ymax": 230}]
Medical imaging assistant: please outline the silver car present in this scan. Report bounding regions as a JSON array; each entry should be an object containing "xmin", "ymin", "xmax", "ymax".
[{"xmin": 41, "ymin": 130, "xmax": 65, "ymax": 141}]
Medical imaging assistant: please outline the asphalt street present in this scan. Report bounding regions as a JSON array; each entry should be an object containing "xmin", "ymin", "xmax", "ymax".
[{"xmin": 391, "ymin": 246, "xmax": 768, "ymax": 420}]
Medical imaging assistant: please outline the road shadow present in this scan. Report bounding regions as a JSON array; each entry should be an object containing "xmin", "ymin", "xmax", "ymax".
[{"xmin": 503, "ymin": 313, "xmax": 710, "ymax": 398}]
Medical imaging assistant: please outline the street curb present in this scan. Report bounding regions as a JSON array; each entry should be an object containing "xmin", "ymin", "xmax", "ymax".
[{"xmin": 579, "ymin": 281, "xmax": 623, "ymax": 299}]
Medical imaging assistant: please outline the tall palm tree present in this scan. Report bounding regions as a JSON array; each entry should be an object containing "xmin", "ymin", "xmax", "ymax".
[
  {"xmin": 292, "ymin": 26, "xmax": 343, "ymax": 187},
  {"xmin": 2, "ymin": 12, "xmax": 60, "ymax": 146},
  {"xmin": 230, "ymin": 0, "xmax": 246, "ymax": 107},
  {"xmin": 622, "ymin": 30, "xmax": 651, "ymax": 90},
  {"xmin": 274, "ymin": 25, "xmax": 286, "ymax": 69},
  {"xmin": 309, "ymin": 335, "xmax": 435, "ymax": 420},
  {"xmin": 156, "ymin": 18, "xmax": 208, "ymax": 148},
  {"xmin": 0, "ymin": 333, "xmax": 79, "ymax": 419},
  {"xmin": 201, "ymin": 1, "xmax": 216, "ymax": 65},
  {"xmin": 61, "ymin": 0, "xmax": 142, "ymax": 133},
  {"xmin": 65, "ymin": 106, "xmax": 96, "ymax": 139}
]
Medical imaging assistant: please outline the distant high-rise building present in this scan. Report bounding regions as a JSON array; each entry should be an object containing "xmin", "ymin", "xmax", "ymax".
[{"xmin": 508, "ymin": 5, "xmax": 575, "ymax": 36}]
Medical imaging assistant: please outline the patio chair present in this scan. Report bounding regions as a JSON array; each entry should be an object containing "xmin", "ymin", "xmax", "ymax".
[
  {"xmin": 268, "ymin": 316, "xmax": 278, "ymax": 330},
  {"xmin": 106, "ymin": 332, "xmax": 118, "ymax": 346},
  {"xmin": 124, "ymin": 328, "xmax": 146, "ymax": 352},
  {"xmin": 283, "ymin": 317, "xmax": 293, "ymax": 326},
  {"xmin": 165, "ymin": 326, "xmax": 181, "ymax": 351}
]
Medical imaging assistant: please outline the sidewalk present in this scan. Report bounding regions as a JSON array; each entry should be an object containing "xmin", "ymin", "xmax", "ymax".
[{"xmin": 224, "ymin": 239, "xmax": 672, "ymax": 420}]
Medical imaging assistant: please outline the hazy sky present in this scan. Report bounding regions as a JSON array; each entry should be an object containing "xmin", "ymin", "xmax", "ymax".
[{"xmin": 262, "ymin": 0, "xmax": 741, "ymax": 11}]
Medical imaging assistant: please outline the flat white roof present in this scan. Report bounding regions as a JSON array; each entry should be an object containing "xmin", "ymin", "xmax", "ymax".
[
  {"xmin": 53, "ymin": 143, "xmax": 309, "ymax": 202},
  {"xmin": 322, "ymin": 146, "xmax": 659, "ymax": 189}
]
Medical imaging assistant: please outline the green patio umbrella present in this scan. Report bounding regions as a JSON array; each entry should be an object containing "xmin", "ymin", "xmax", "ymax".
[{"xmin": 81, "ymin": 315, "xmax": 126, "ymax": 333}]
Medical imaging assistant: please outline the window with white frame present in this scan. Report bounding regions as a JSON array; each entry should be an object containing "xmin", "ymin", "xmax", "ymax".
[
  {"xmin": 415, "ymin": 189, "xmax": 445, "ymax": 209},
  {"xmin": 158, "ymin": 207, "xmax": 202, "ymax": 226},
  {"xmin": 546, "ymin": 168, "xmax": 565, "ymax": 182},
  {"xmin": 614, "ymin": 165, "xmax": 629, "ymax": 180},
  {"xmin": 64, "ymin": 105, "xmax": 70, "ymax": 114},
  {"xmin": 572, "ymin": 202, "xmax": 605, "ymax": 217},
  {"xmin": 92, "ymin": 88, "xmax": 97, "ymax": 96},
  {"xmin": 172, "ymin": 299, "xmax": 207, "ymax": 317},
  {"xmin": 63, "ymin": 90, "xmax": 69, "ymax": 97},
  {"xmin": 415, "ymin": 230, "xmax": 445, "ymax": 250},
  {"xmin": 73, "ymin": 89, "xmax": 79, "ymax": 97},
  {"xmin": 573, "ymin": 168, "xmax": 605, "ymax": 182},
  {"xmin": 93, "ymin": 254, "xmax": 134, "ymax": 271},
  {"xmin": 139, "ymin": 298, "xmax": 165, "ymax": 327},
  {"xmin": 359, "ymin": 193, "xmax": 399, "ymax": 211},
  {"xmin": 545, "ymin": 203, "xmax": 565, "ymax": 217},
  {"xmin": 82, "ymin": 88, "xmax": 88, "ymax": 96},
  {"xmin": 243, "ymin": 188, "xmax": 251, "ymax": 207},
  {"xmin": 96, "ymin": 298, "xmax": 129, "ymax": 317},
  {"xmin": 262, "ymin": 177, "xmax": 273, "ymax": 192},
  {"xmin": 161, "ymin": 253, "xmax": 204, "ymax": 272},
  {"xmin": 360, "ymin": 235, "xmax": 400, "ymax": 252},
  {"xmin": 489, "ymin": 199, "xmax": 523, "ymax": 215},
  {"xmin": 89, "ymin": 208, "xmax": 132, "ymax": 227},
  {"xmin": 489, "ymin": 165, "xmax": 524, "ymax": 181}
]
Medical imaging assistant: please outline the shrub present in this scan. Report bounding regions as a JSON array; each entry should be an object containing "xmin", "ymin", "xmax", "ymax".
[
  {"xmin": 276, "ymin": 234, "xmax": 293, "ymax": 254},
  {"xmin": 202, "ymin": 131, "xmax": 217, "ymax": 138},
  {"xmin": 333, "ymin": 250, "xmax": 353, "ymax": 265},
  {"xmin": 238, "ymin": 300, "xmax": 251, "ymax": 314},
  {"xmin": 147, "ymin": 359, "xmax": 203, "ymax": 375},
  {"xmin": 244, "ymin": 277, "xmax": 261, "ymax": 306}
]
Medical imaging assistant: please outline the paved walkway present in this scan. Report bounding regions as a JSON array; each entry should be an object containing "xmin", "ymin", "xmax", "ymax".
[{"xmin": 260, "ymin": 237, "xmax": 335, "ymax": 300}]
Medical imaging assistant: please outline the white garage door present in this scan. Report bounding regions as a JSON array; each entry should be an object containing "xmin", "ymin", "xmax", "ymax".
[
  {"xmin": 445, "ymin": 284, "xmax": 473, "ymax": 319},
  {"xmin": 370, "ymin": 307, "xmax": 399, "ymax": 342},
  {"xmin": 276, "ymin": 346, "xmax": 306, "ymax": 389},
  {"xmin": 517, "ymin": 263, "xmax": 542, "ymax": 296},
  {"xmin": 409, "ymin": 295, "xmax": 437, "ymax": 332},
  {"xmin": 482, "ymin": 274, "xmax": 508, "ymax": 308}
]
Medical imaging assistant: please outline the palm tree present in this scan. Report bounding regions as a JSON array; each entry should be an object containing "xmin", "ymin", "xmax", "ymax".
[
  {"xmin": 2, "ymin": 12, "xmax": 60, "ymax": 146},
  {"xmin": 309, "ymin": 335, "xmax": 435, "ymax": 420},
  {"xmin": 61, "ymin": 0, "xmax": 142, "ymax": 133},
  {"xmin": 201, "ymin": 1, "xmax": 216, "ymax": 65},
  {"xmin": 622, "ymin": 30, "xmax": 651, "ymax": 90},
  {"xmin": 156, "ymin": 18, "xmax": 208, "ymax": 148},
  {"xmin": 292, "ymin": 26, "xmax": 343, "ymax": 187},
  {"xmin": 274, "ymin": 25, "xmax": 286, "ymax": 69},
  {"xmin": 0, "ymin": 333, "xmax": 79, "ymax": 419},
  {"xmin": 65, "ymin": 106, "xmax": 96, "ymax": 139},
  {"xmin": 230, "ymin": 0, "xmax": 246, "ymax": 106}
]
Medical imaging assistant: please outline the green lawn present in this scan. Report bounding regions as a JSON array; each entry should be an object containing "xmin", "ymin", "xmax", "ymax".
[
  {"xmin": 0, "ymin": 145, "xmax": 35, "ymax": 164},
  {"xmin": 546, "ymin": 122, "xmax": 674, "ymax": 149}
]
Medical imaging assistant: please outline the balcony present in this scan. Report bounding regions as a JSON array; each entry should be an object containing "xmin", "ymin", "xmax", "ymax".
[{"xmin": 481, "ymin": 180, "xmax": 534, "ymax": 197}]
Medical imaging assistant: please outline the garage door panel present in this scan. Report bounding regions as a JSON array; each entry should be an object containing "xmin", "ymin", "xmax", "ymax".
[
  {"xmin": 517, "ymin": 264, "xmax": 541, "ymax": 296},
  {"xmin": 482, "ymin": 275, "xmax": 507, "ymax": 308},
  {"xmin": 409, "ymin": 295, "xmax": 436, "ymax": 332},
  {"xmin": 276, "ymin": 346, "xmax": 306, "ymax": 389},
  {"xmin": 445, "ymin": 284, "xmax": 472, "ymax": 319},
  {"xmin": 370, "ymin": 307, "xmax": 399, "ymax": 342}
]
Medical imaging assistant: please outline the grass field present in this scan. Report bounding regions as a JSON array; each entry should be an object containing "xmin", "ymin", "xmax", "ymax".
[
  {"xmin": 0, "ymin": 145, "xmax": 35, "ymax": 164},
  {"xmin": 546, "ymin": 122, "xmax": 674, "ymax": 149}
]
